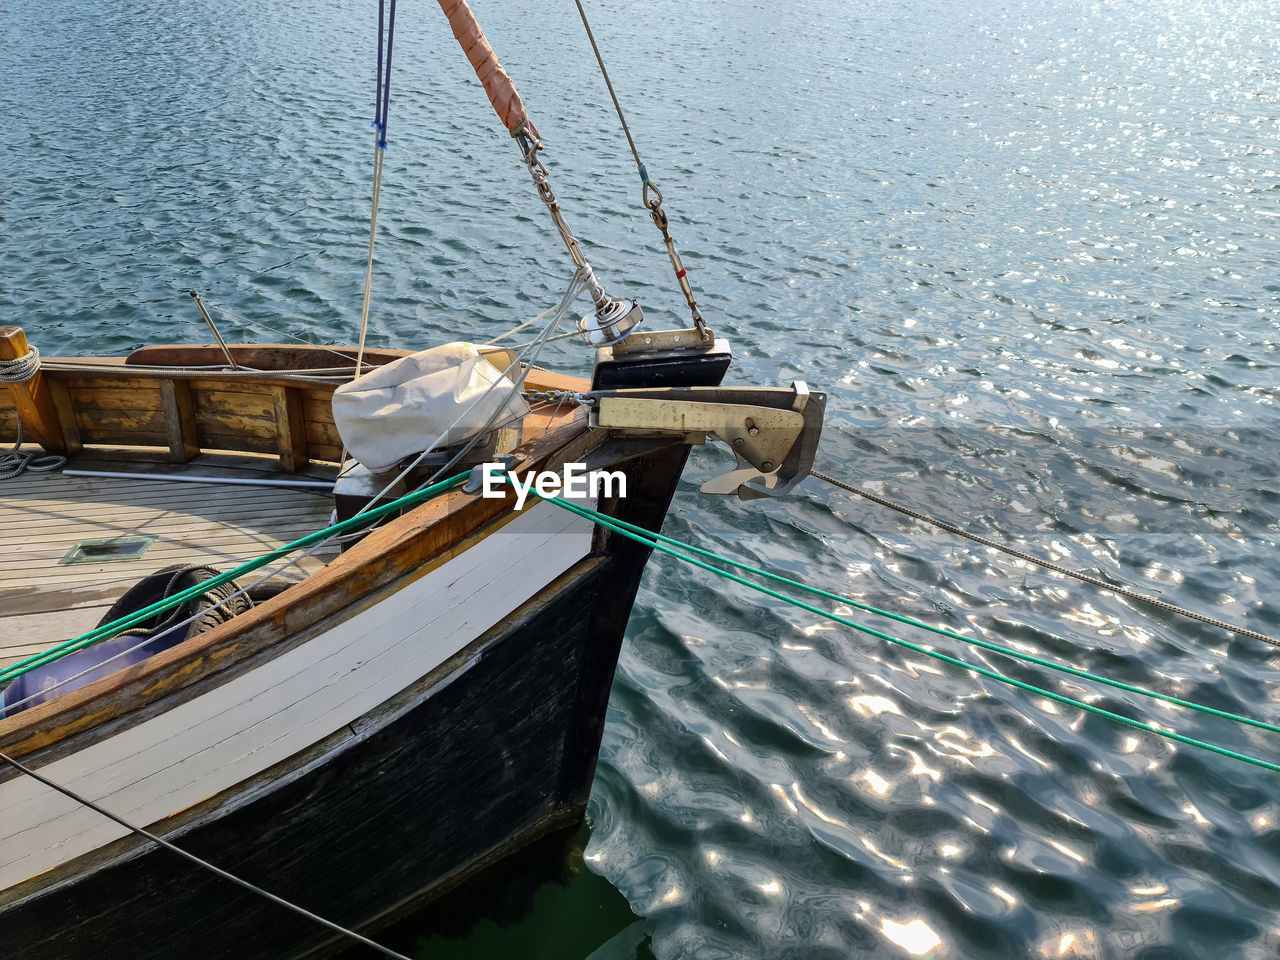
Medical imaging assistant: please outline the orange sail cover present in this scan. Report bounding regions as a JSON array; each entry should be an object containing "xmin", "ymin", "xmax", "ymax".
[{"xmin": 436, "ymin": 0, "xmax": 532, "ymax": 135}]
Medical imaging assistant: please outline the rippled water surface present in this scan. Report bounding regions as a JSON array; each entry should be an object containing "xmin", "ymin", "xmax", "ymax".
[{"xmin": 5, "ymin": 1, "xmax": 1280, "ymax": 957}]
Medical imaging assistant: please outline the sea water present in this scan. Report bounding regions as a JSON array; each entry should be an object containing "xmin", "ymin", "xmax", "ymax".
[{"xmin": 4, "ymin": 1, "xmax": 1279, "ymax": 957}]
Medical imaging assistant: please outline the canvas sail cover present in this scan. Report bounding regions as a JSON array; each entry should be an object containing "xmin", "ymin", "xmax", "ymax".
[{"xmin": 332, "ymin": 342, "xmax": 529, "ymax": 472}]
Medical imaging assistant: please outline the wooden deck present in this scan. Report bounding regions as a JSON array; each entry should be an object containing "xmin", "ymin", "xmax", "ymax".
[
  {"xmin": 0, "ymin": 337, "xmax": 591, "ymax": 675},
  {"xmin": 0, "ymin": 450, "xmax": 339, "ymax": 670}
]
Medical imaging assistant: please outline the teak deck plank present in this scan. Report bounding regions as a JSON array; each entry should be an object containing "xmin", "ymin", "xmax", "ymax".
[
  {"xmin": 0, "ymin": 609, "xmax": 111, "ymax": 671},
  {"xmin": 0, "ymin": 458, "xmax": 338, "ymax": 659}
]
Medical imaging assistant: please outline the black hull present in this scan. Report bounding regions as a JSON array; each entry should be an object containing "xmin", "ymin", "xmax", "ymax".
[{"xmin": 4, "ymin": 445, "xmax": 689, "ymax": 960}]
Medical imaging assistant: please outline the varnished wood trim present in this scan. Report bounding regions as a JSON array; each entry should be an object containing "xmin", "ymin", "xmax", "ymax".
[
  {"xmin": 125, "ymin": 343, "xmax": 409, "ymax": 371},
  {"xmin": 0, "ymin": 327, "xmax": 67, "ymax": 453},
  {"xmin": 46, "ymin": 379, "xmax": 83, "ymax": 455},
  {"xmin": 120, "ymin": 344, "xmax": 587, "ymax": 394},
  {"xmin": 112, "ymin": 343, "xmax": 589, "ymax": 393},
  {"xmin": 31, "ymin": 342, "xmax": 589, "ymax": 461},
  {"xmin": 270, "ymin": 385, "xmax": 308, "ymax": 472},
  {"xmin": 158, "ymin": 379, "xmax": 199, "ymax": 463}
]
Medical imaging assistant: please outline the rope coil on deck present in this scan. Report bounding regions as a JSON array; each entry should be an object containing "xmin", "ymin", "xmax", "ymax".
[
  {"xmin": 1, "ymin": 345, "xmax": 69, "ymax": 479},
  {"xmin": 0, "ymin": 420, "xmax": 67, "ymax": 480}
]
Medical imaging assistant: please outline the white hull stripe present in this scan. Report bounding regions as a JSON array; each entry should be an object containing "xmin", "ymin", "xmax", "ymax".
[{"xmin": 0, "ymin": 503, "xmax": 593, "ymax": 891}]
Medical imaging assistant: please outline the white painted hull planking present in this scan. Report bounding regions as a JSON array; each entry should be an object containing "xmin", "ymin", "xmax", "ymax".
[{"xmin": 0, "ymin": 501, "xmax": 593, "ymax": 895}]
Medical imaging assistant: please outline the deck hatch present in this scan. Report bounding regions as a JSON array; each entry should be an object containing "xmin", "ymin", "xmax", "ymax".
[{"xmin": 60, "ymin": 536, "xmax": 156, "ymax": 565}]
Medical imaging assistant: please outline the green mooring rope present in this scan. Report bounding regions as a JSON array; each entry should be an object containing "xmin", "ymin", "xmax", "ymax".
[
  {"xmin": 8, "ymin": 468, "xmax": 1274, "ymax": 775},
  {"xmin": 553, "ymin": 502, "xmax": 1280, "ymax": 736},
  {"xmin": 540, "ymin": 495, "xmax": 1280, "ymax": 774},
  {"xmin": 0, "ymin": 472, "xmax": 469, "ymax": 687}
]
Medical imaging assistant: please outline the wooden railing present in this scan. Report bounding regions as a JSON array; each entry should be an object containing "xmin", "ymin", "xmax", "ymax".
[
  {"xmin": 0, "ymin": 338, "xmax": 406, "ymax": 470},
  {"xmin": 0, "ymin": 334, "xmax": 586, "ymax": 473}
]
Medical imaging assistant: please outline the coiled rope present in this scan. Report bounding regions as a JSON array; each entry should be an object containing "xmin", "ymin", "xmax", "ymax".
[
  {"xmin": 0, "ymin": 345, "xmax": 67, "ymax": 479},
  {"xmin": 0, "ymin": 344, "xmax": 42, "ymax": 383},
  {"xmin": 538, "ymin": 494, "xmax": 1280, "ymax": 774},
  {"xmin": 811, "ymin": 468, "xmax": 1280, "ymax": 649},
  {"xmin": 0, "ymin": 420, "xmax": 67, "ymax": 480}
]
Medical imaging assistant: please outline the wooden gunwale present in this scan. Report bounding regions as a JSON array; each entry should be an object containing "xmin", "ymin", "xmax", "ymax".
[
  {"xmin": 124, "ymin": 343, "xmax": 413, "ymax": 370},
  {"xmin": 0, "ymin": 329, "xmax": 720, "ymax": 953},
  {"xmin": 0, "ymin": 554, "xmax": 607, "ymax": 911},
  {"xmin": 0, "ymin": 410, "xmax": 598, "ymax": 764},
  {"xmin": 120, "ymin": 343, "xmax": 587, "ymax": 392},
  {"xmin": 0, "ymin": 342, "xmax": 590, "ymax": 472}
]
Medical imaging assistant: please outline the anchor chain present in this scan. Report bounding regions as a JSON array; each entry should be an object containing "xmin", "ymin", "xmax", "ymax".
[{"xmin": 522, "ymin": 388, "xmax": 592, "ymax": 406}]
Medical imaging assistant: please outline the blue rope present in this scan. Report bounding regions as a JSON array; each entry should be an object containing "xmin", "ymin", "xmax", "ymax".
[
  {"xmin": 370, "ymin": 0, "xmax": 397, "ymax": 147},
  {"xmin": 378, "ymin": 0, "xmax": 398, "ymax": 148},
  {"xmin": 374, "ymin": 0, "xmax": 384, "ymax": 136}
]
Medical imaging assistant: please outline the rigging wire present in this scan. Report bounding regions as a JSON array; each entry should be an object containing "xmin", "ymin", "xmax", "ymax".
[
  {"xmin": 365, "ymin": 267, "xmax": 586, "ymax": 500},
  {"xmin": 571, "ymin": 0, "xmax": 643, "ymax": 173},
  {"xmin": 483, "ymin": 299, "xmax": 563, "ymax": 345},
  {"xmin": 810, "ymin": 468, "xmax": 1280, "ymax": 649},
  {"xmin": 501, "ymin": 327, "xmax": 583, "ymax": 351},
  {"xmin": 247, "ymin": 247, "xmax": 323, "ymax": 280},
  {"xmin": 570, "ymin": 0, "xmax": 708, "ymax": 336},
  {"xmin": 0, "ymin": 748, "xmax": 414, "ymax": 960},
  {"xmin": 201, "ymin": 302, "xmax": 381, "ymax": 370}
]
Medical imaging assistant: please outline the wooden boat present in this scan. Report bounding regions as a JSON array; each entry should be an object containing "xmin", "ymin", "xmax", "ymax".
[{"xmin": 0, "ymin": 4, "xmax": 823, "ymax": 958}]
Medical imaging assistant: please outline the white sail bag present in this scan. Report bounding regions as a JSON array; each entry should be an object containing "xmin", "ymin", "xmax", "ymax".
[{"xmin": 332, "ymin": 342, "xmax": 529, "ymax": 473}]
